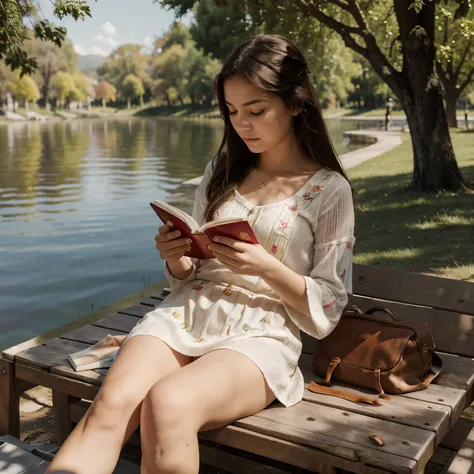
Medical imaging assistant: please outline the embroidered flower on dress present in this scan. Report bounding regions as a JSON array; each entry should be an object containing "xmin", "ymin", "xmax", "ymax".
[
  {"xmin": 279, "ymin": 221, "xmax": 289, "ymax": 232},
  {"xmin": 198, "ymin": 337, "xmax": 205, "ymax": 343},
  {"xmin": 193, "ymin": 284, "xmax": 203, "ymax": 290},
  {"xmin": 340, "ymin": 270, "xmax": 346, "ymax": 281},
  {"xmin": 312, "ymin": 185, "xmax": 325, "ymax": 193},
  {"xmin": 226, "ymin": 324, "xmax": 232, "ymax": 336},
  {"xmin": 163, "ymin": 308, "xmax": 172, "ymax": 313},
  {"xmin": 303, "ymin": 192, "xmax": 314, "ymax": 201},
  {"xmin": 346, "ymin": 242, "xmax": 353, "ymax": 249},
  {"xmin": 172, "ymin": 311, "xmax": 181, "ymax": 319},
  {"xmin": 323, "ymin": 299, "xmax": 337, "ymax": 310},
  {"xmin": 271, "ymin": 244, "xmax": 278, "ymax": 255},
  {"xmin": 289, "ymin": 204, "xmax": 298, "ymax": 211}
]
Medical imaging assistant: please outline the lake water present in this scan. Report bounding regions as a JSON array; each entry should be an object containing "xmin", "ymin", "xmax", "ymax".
[{"xmin": 0, "ymin": 117, "xmax": 369, "ymax": 350}]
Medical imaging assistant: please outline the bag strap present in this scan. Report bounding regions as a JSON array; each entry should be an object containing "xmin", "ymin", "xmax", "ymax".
[{"xmin": 307, "ymin": 382, "xmax": 384, "ymax": 406}]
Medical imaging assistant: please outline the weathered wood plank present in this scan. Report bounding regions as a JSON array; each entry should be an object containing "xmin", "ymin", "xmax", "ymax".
[
  {"xmin": 0, "ymin": 442, "xmax": 45, "ymax": 474},
  {"xmin": 298, "ymin": 356, "xmax": 450, "ymax": 444},
  {"xmin": 93, "ymin": 313, "xmax": 141, "ymax": 333},
  {"xmin": 14, "ymin": 338, "xmax": 88, "ymax": 370},
  {"xmin": 443, "ymin": 424, "xmax": 474, "ymax": 474},
  {"xmin": 299, "ymin": 353, "xmax": 467, "ymax": 431},
  {"xmin": 59, "ymin": 325, "xmax": 126, "ymax": 345},
  {"xmin": 15, "ymin": 364, "xmax": 99, "ymax": 401},
  {"xmin": 200, "ymin": 425, "xmax": 417, "ymax": 474},
  {"xmin": 118, "ymin": 304, "xmax": 154, "ymax": 317},
  {"xmin": 50, "ymin": 364, "xmax": 105, "ymax": 386},
  {"xmin": 353, "ymin": 265, "xmax": 474, "ymax": 315},
  {"xmin": 348, "ymin": 295, "xmax": 474, "ymax": 358},
  {"xmin": 52, "ymin": 391, "xmax": 77, "ymax": 444},
  {"xmin": 240, "ymin": 401, "xmax": 435, "ymax": 472},
  {"xmin": 440, "ymin": 419, "xmax": 474, "ymax": 452},
  {"xmin": 0, "ymin": 358, "xmax": 19, "ymax": 437}
]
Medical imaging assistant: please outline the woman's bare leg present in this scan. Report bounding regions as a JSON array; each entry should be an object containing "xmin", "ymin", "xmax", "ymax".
[
  {"xmin": 46, "ymin": 335, "xmax": 193, "ymax": 474},
  {"xmin": 139, "ymin": 349, "xmax": 275, "ymax": 474}
]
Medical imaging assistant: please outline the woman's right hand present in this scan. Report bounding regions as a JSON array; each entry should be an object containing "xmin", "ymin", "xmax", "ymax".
[{"xmin": 155, "ymin": 221, "xmax": 193, "ymax": 263}]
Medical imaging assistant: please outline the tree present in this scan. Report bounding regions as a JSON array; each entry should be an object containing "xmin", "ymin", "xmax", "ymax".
[
  {"xmin": 10, "ymin": 73, "xmax": 40, "ymax": 112},
  {"xmin": 94, "ymin": 81, "xmax": 117, "ymax": 108},
  {"xmin": 26, "ymin": 36, "xmax": 79, "ymax": 106},
  {"xmin": 190, "ymin": 1, "xmax": 252, "ymax": 60},
  {"xmin": 161, "ymin": 0, "xmax": 472, "ymax": 193},
  {"xmin": 97, "ymin": 44, "xmax": 151, "ymax": 96},
  {"xmin": 435, "ymin": 2, "xmax": 474, "ymax": 127},
  {"xmin": 0, "ymin": 0, "xmax": 92, "ymax": 76},
  {"xmin": 121, "ymin": 74, "xmax": 145, "ymax": 109},
  {"xmin": 50, "ymin": 71, "xmax": 76, "ymax": 108}
]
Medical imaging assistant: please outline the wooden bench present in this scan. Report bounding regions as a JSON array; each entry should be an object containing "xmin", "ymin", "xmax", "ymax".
[{"xmin": 1, "ymin": 264, "xmax": 473, "ymax": 473}]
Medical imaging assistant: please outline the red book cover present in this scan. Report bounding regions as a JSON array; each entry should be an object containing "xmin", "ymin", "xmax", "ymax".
[{"xmin": 150, "ymin": 200, "xmax": 259, "ymax": 260}]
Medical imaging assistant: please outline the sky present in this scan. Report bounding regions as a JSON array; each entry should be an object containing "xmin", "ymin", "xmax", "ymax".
[{"xmin": 38, "ymin": 0, "xmax": 193, "ymax": 57}]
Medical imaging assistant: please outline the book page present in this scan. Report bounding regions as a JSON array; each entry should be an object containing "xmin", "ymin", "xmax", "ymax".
[
  {"xmin": 150, "ymin": 200, "xmax": 200, "ymax": 231},
  {"xmin": 199, "ymin": 217, "xmax": 248, "ymax": 232}
]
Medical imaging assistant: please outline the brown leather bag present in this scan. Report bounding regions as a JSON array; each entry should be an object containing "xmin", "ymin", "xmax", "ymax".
[{"xmin": 310, "ymin": 305, "xmax": 443, "ymax": 405}]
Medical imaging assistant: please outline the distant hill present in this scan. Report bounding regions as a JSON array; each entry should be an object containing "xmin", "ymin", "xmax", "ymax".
[{"xmin": 78, "ymin": 54, "xmax": 106, "ymax": 74}]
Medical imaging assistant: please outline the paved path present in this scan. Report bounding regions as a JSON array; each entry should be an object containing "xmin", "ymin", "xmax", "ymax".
[{"xmin": 182, "ymin": 128, "xmax": 402, "ymax": 186}]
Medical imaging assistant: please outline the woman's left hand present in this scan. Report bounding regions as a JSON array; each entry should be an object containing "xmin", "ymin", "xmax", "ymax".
[{"xmin": 208, "ymin": 236, "xmax": 276, "ymax": 276}]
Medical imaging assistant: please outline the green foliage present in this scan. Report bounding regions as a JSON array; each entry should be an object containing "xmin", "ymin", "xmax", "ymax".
[
  {"xmin": 190, "ymin": 0, "xmax": 252, "ymax": 60},
  {"xmin": 150, "ymin": 22, "xmax": 221, "ymax": 107},
  {"xmin": 97, "ymin": 44, "xmax": 151, "ymax": 92},
  {"xmin": 121, "ymin": 74, "xmax": 145, "ymax": 101},
  {"xmin": 10, "ymin": 73, "xmax": 41, "ymax": 102},
  {"xmin": 0, "ymin": 0, "xmax": 94, "ymax": 76}
]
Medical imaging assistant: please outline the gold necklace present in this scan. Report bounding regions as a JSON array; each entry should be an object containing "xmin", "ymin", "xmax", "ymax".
[{"xmin": 255, "ymin": 168, "xmax": 279, "ymax": 189}]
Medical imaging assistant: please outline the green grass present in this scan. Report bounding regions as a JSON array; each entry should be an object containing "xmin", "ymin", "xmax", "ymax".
[{"xmin": 347, "ymin": 129, "xmax": 474, "ymax": 281}]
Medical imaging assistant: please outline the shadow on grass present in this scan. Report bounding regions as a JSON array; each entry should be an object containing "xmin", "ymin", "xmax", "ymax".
[{"xmin": 351, "ymin": 166, "xmax": 474, "ymax": 279}]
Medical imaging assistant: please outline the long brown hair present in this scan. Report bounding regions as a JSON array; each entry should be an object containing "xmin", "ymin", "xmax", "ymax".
[{"xmin": 204, "ymin": 34, "xmax": 354, "ymax": 222}]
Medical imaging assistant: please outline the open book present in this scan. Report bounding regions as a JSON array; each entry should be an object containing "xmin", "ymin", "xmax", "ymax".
[
  {"xmin": 150, "ymin": 199, "xmax": 259, "ymax": 259},
  {"xmin": 68, "ymin": 335, "xmax": 125, "ymax": 371}
]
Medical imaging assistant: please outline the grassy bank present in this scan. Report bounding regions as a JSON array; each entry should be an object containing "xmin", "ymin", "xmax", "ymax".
[{"xmin": 347, "ymin": 129, "xmax": 474, "ymax": 281}]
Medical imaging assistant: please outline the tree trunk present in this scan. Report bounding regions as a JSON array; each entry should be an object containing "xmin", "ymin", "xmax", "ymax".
[
  {"xmin": 102, "ymin": 98, "xmax": 106, "ymax": 109},
  {"xmin": 127, "ymin": 98, "xmax": 131, "ymax": 110},
  {"xmin": 445, "ymin": 89, "xmax": 459, "ymax": 128},
  {"xmin": 400, "ymin": 26, "xmax": 466, "ymax": 191},
  {"xmin": 25, "ymin": 100, "xmax": 29, "ymax": 114}
]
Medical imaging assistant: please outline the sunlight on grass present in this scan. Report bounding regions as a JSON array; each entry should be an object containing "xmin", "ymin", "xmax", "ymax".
[{"xmin": 347, "ymin": 129, "xmax": 474, "ymax": 281}]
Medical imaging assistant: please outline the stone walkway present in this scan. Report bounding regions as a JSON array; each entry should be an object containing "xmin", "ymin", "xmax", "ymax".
[{"xmin": 183, "ymin": 128, "xmax": 402, "ymax": 186}]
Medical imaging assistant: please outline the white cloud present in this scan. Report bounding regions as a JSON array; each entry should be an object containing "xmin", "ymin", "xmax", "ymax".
[
  {"xmin": 73, "ymin": 44, "xmax": 88, "ymax": 56},
  {"xmin": 100, "ymin": 21, "xmax": 117, "ymax": 37},
  {"xmin": 74, "ymin": 44, "xmax": 109, "ymax": 57},
  {"xmin": 94, "ymin": 34, "xmax": 118, "ymax": 48},
  {"xmin": 91, "ymin": 46, "xmax": 109, "ymax": 57}
]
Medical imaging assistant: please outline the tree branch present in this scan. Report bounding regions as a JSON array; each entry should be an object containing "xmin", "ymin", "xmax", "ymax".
[
  {"xmin": 458, "ymin": 67, "xmax": 474, "ymax": 95},
  {"xmin": 454, "ymin": 36, "xmax": 473, "ymax": 80}
]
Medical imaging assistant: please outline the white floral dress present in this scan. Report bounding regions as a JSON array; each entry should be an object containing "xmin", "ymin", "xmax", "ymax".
[{"xmin": 124, "ymin": 160, "xmax": 356, "ymax": 407}]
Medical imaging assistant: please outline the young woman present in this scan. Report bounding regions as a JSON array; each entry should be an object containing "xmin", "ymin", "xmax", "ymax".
[{"xmin": 46, "ymin": 34, "xmax": 356, "ymax": 474}]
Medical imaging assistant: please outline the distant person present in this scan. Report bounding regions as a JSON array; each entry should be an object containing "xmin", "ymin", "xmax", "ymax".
[
  {"xmin": 465, "ymin": 105, "xmax": 469, "ymax": 130},
  {"xmin": 46, "ymin": 34, "xmax": 356, "ymax": 474},
  {"xmin": 385, "ymin": 97, "xmax": 393, "ymax": 130}
]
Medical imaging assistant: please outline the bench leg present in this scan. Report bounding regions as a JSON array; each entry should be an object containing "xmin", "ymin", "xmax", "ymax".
[
  {"xmin": 0, "ymin": 357, "xmax": 20, "ymax": 437},
  {"xmin": 52, "ymin": 391, "xmax": 80, "ymax": 444}
]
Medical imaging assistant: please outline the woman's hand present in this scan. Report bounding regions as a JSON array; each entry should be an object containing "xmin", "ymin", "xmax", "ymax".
[
  {"xmin": 155, "ymin": 221, "xmax": 193, "ymax": 264},
  {"xmin": 208, "ymin": 236, "xmax": 277, "ymax": 277}
]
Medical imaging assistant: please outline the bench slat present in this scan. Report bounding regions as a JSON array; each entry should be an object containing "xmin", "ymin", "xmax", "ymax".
[
  {"xmin": 237, "ymin": 400, "xmax": 434, "ymax": 473},
  {"xmin": 443, "ymin": 423, "xmax": 474, "ymax": 474},
  {"xmin": 353, "ymin": 265, "xmax": 473, "ymax": 315},
  {"xmin": 94, "ymin": 313, "xmax": 141, "ymax": 333},
  {"xmin": 348, "ymin": 295, "xmax": 474, "ymax": 358},
  {"xmin": 298, "ymin": 355, "xmax": 451, "ymax": 444}
]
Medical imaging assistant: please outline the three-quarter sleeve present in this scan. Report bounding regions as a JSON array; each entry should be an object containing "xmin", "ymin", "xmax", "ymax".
[
  {"xmin": 281, "ymin": 179, "xmax": 356, "ymax": 339},
  {"xmin": 163, "ymin": 159, "xmax": 215, "ymax": 292}
]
